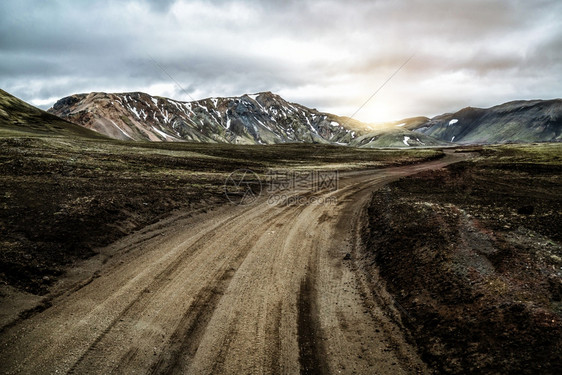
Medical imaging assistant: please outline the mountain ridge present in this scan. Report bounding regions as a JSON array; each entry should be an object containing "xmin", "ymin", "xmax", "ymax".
[
  {"xmin": 409, "ymin": 98, "xmax": 562, "ymax": 144},
  {"xmin": 48, "ymin": 90, "xmax": 452, "ymax": 148},
  {"xmin": 49, "ymin": 91, "xmax": 367, "ymax": 145},
  {"xmin": 42, "ymin": 90, "xmax": 562, "ymax": 146}
]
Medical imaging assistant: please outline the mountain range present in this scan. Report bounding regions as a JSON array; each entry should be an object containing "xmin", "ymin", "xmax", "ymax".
[
  {"xmin": 2, "ymin": 88, "xmax": 560, "ymax": 147},
  {"xmin": 48, "ymin": 91, "xmax": 365, "ymax": 144},
  {"xmin": 47, "ymin": 91, "xmax": 454, "ymax": 148}
]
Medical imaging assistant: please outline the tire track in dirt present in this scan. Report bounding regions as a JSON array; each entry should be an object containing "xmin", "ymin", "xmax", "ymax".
[
  {"xmin": 65, "ymin": 206, "xmax": 269, "ymax": 374},
  {"xmin": 0, "ymin": 201, "xmax": 280, "ymax": 374},
  {"xmin": 297, "ymin": 271, "xmax": 326, "ymax": 375},
  {"xmin": 298, "ymin": 153, "xmax": 468, "ymax": 375},
  {"xmin": 67, "ymin": 206, "xmax": 300, "ymax": 375},
  {"xmin": 146, "ymin": 268, "xmax": 234, "ymax": 375},
  {"xmin": 295, "ymin": 175, "xmax": 391, "ymax": 375},
  {"xmin": 0, "ymin": 152, "xmax": 469, "ymax": 375},
  {"xmin": 149, "ymin": 208, "xmax": 304, "ymax": 375}
]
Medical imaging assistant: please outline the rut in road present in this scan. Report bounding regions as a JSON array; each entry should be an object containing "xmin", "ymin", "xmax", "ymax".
[{"xmin": 0, "ymin": 152, "xmax": 467, "ymax": 374}]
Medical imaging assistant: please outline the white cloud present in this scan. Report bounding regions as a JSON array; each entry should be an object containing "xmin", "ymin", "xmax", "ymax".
[{"xmin": 1, "ymin": 0, "xmax": 561, "ymax": 122}]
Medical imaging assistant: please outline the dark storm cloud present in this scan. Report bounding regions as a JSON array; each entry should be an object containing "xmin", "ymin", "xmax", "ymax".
[{"xmin": 1, "ymin": 0, "xmax": 561, "ymax": 121}]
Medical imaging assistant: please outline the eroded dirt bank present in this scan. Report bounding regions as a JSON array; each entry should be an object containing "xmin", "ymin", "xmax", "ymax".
[{"xmin": 360, "ymin": 145, "xmax": 562, "ymax": 374}]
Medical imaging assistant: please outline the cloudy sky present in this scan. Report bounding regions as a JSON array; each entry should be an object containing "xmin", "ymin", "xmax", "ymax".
[{"xmin": 1, "ymin": 0, "xmax": 561, "ymax": 123}]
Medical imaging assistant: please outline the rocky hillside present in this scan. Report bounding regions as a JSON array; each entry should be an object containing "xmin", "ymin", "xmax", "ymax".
[
  {"xmin": 409, "ymin": 99, "xmax": 562, "ymax": 144},
  {"xmin": 48, "ymin": 91, "xmax": 370, "ymax": 145}
]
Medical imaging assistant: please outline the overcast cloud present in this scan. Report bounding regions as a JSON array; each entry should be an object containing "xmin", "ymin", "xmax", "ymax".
[{"xmin": 1, "ymin": 0, "xmax": 561, "ymax": 123}]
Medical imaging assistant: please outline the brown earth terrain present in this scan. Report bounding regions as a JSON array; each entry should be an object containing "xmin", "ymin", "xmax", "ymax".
[
  {"xmin": 2, "ymin": 127, "xmax": 560, "ymax": 374},
  {"xmin": 0, "ymin": 143, "xmax": 464, "ymax": 374},
  {"xmin": 361, "ymin": 144, "xmax": 562, "ymax": 374},
  {"xmin": 0, "ymin": 137, "xmax": 440, "ymax": 297}
]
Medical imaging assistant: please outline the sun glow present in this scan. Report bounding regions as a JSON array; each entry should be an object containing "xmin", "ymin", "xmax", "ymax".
[{"xmin": 349, "ymin": 95, "xmax": 408, "ymax": 125}]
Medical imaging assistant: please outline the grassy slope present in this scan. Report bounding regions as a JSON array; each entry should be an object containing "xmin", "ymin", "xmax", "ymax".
[
  {"xmin": 0, "ymin": 89, "xmax": 108, "ymax": 140},
  {"xmin": 350, "ymin": 127, "xmax": 449, "ymax": 148}
]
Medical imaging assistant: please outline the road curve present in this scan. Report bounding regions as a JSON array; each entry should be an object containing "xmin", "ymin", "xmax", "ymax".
[{"xmin": 0, "ymin": 152, "xmax": 467, "ymax": 374}]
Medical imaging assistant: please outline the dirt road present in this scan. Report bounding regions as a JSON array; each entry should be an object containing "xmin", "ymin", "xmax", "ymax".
[{"xmin": 0, "ymin": 152, "xmax": 466, "ymax": 374}]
